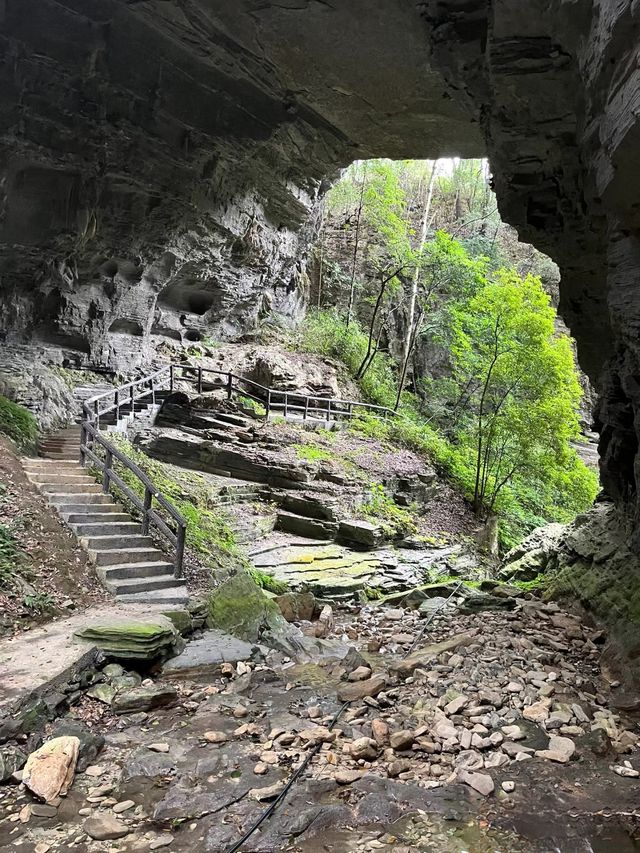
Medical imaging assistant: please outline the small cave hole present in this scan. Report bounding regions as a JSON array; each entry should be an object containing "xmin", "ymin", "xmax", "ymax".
[
  {"xmin": 108, "ymin": 318, "xmax": 144, "ymax": 336},
  {"xmin": 183, "ymin": 330, "xmax": 202, "ymax": 342}
]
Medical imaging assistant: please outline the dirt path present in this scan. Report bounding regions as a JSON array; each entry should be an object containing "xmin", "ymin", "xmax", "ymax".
[{"xmin": 2, "ymin": 590, "xmax": 639, "ymax": 852}]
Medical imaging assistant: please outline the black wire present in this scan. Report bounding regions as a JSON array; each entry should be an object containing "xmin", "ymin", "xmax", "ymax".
[
  {"xmin": 225, "ymin": 701, "xmax": 350, "ymax": 853},
  {"xmin": 224, "ymin": 580, "xmax": 462, "ymax": 852}
]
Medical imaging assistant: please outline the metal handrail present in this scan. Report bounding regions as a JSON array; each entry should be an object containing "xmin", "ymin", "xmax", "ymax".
[
  {"xmin": 79, "ymin": 412, "xmax": 186, "ymax": 578},
  {"xmin": 80, "ymin": 362, "xmax": 397, "ymax": 578},
  {"xmin": 82, "ymin": 364, "xmax": 398, "ymax": 424}
]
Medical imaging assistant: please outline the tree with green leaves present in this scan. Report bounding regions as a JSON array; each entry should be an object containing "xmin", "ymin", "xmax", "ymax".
[{"xmin": 449, "ymin": 268, "xmax": 588, "ymax": 517}]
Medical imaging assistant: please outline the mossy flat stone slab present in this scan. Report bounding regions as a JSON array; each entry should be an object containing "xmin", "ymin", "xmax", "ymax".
[{"xmin": 73, "ymin": 619, "xmax": 178, "ymax": 661}]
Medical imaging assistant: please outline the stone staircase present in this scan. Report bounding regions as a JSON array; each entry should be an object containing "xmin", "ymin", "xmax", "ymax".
[{"xmin": 24, "ymin": 426, "xmax": 188, "ymax": 605}]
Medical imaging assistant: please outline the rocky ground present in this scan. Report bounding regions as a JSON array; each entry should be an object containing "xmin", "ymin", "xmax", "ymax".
[{"xmin": 2, "ymin": 588, "xmax": 640, "ymax": 853}]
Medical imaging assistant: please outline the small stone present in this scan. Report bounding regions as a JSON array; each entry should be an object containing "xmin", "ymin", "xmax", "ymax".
[
  {"xmin": 501, "ymin": 725, "xmax": 524, "ymax": 741},
  {"xmin": 535, "ymin": 736, "xmax": 576, "ymax": 763},
  {"xmin": 350, "ymin": 737, "xmax": 379, "ymax": 761},
  {"xmin": 149, "ymin": 837, "xmax": 174, "ymax": 849},
  {"xmin": 334, "ymin": 769, "xmax": 361, "ymax": 785},
  {"xmin": 84, "ymin": 765, "xmax": 106, "ymax": 777},
  {"xmin": 298, "ymin": 726, "xmax": 336, "ymax": 746},
  {"xmin": 459, "ymin": 770, "xmax": 495, "ymax": 796},
  {"xmin": 203, "ymin": 731, "xmax": 228, "ymax": 744},
  {"xmin": 501, "ymin": 780, "xmax": 515, "ymax": 793},
  {"xmin": 253, "ymin": 762, "xmax": 268, "ymax": 775},
  {"xmin": 445, "ymin": 695, "xmax": 468, "ymax": 715},
  {"xmin": 612, "ymin": 764, "xmax": 639, "ymax": 778},
  {"xmin": 506, "ymin": 682, "xmax": 523, "ymax": 693},
  {"xmin": 31, "ymin": 804, "xmax": 58, "ymax": 817},
  {"xmin": 112, "ymin": 800, "xmax": 135, "ymax": 814},
  {"xmin": 233, "ymin": 706, "xmax": 248, "ymax": 719},
  {"xmin": 348, "ymin": 666, "xmax": 372, "ymax": 682},
  {"xmin": 35, "ymin": 844, "xmax": 51, "ymax": 853},
  {"xmin": 371, "ymin": 719, "xmax": 389, "ymax": 746},
  {"xmin": 387, "ymin": 759, "xmax": 412, "ymax": 778},
  {"xmin": 84, "ymin": 815, "xmax": 130, "ymax": 841},
  {"xmin": 147, "ymin": 743, "xmax": 170, "ymax": 753},
  {"xmin": 523, "ymin": 698, "xmax": 551, "ymax": 723},
  {"xmin": 390, "ymin": 730, "xmax": 414, "ymax": 751},
  {"xmin": 249, "ymin": 781, "xmax": 285, "ymax": 801}
]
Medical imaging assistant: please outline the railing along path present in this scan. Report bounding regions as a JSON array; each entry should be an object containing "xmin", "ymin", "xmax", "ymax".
[{"xmin": 80, "ymin": 363, "xmax": 397, "ymax": 579}]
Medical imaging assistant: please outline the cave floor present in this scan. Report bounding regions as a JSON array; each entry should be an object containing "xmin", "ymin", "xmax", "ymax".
[{"xmin": 2, "ymin": 595, "xmax": 640, "ymax": 853}]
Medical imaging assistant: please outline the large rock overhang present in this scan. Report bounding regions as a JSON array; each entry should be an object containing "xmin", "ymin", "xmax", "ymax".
[{"xmin": 0, "ymin": 0, "xmax": 639, "ymax": 504}]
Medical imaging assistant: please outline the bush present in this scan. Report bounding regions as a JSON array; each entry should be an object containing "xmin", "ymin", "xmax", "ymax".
[
  {"xmin": 0, "ymin": 396, "xmax": 38, "ymax": 447},
  {"xmin": 298, "ymin": 310, "xmax": 397, "ymax": 409}
]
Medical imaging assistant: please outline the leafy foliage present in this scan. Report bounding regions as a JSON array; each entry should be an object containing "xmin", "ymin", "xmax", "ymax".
[
  {"xmin": 360, "ymin": 482, "xmax": 417, "ymax": 537},
  {"xmin": 0, "ymin": 396, "xmax": 38, "ymax": 447}
]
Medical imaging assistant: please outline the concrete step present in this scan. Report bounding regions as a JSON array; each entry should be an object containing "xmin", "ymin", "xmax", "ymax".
[
  {"xmin": 28, "ymin": 472, "xmax": 94, "ymax": 485},
  {"xmin": 102, "ymin": 574, "xmax": 187, "ymax": 596},
  {"xmin": 90, "ymin": 546, "xmax": 166, "ymax": 566},
  {"xmin": 116, "ymin": 589, "xmax": 189, "ymax": 605},
  {"xmin": 81, "ymin": 533, "xmax": 152, "ymax": 550},
  {"xmin": 23, "ymin": 459, "xmax": 81, "ymax": 470},
  {"xmin": 40, "ymin": 453, "xmax": 81, "ymax": 461},
  {"xmin": 64, "ymin": 511, "xmax": 131, "ymax": 524},
  {"xmin": 72, "ymin": 521, "xmax": 142, "ymax": 536},
  {"xmin": 48, "ymin": 492, "xmax": 114, "ymax": 506},
  {"xmin": 40, "ymin": 482, "xmax": 102, "ymax": 494},
  {"xmin": 100, "ymin": 560, "xmax": 175, "ymax": 579}
]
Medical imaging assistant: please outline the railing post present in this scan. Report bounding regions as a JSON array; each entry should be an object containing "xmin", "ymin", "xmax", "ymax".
[
  {"xmin": 79, "ymin": 421, "xmax": 86, "ymax": 466},
  {"xmin": 175, "ymin": 523, "xmax": 186, "ymax": 578},
  {"xmin": 197, "ymin": 366, "xmax": 203, "ymax": 395},
  {"xmin": 129, "ymin": 384, "xmax": 134, "ymax": 418},
  {"xmin": 226, "ymin": 373, "xmax": 233, "ymax": 400},
  {"xmin": 114, "ymin": 389, "xmax": 120, "ymax": 422},
  {"xmin": 151, "ymin": 377, "xmax": 156, "ymax": 406},
  {"xmin": 266, "ymin": 389, "xmax": 271, "ymax": 419},
  {"xmin": 102, "ymin": 449, "xmax": 113, "ymax": 494},
  {"xmin": 304, "ymin": 396, "xmax": 309, "ymax": 421},
  {"xmin": 283, "ymin": 392, "xmax": 288, "ymax": 418},
  {"xmin": 327, "ymin": 398, "xmax": 331, "ymax": 422},
  {"xmin": 142, "ymin": 487, "xmax": 152, "ymax": 534},
  {"xmin": 169, "ymin": 364, "xmax": 174, "ymax": 392}
]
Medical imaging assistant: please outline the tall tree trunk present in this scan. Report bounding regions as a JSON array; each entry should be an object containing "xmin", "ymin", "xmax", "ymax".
[
  {"xmin": 346, "ymin": 163, "xmax": 368, "ymax": 328},
  {"xmin": 396, "ymin": 160, "xmax": 438, "ymax": 405},
  {"xmin": 394, "ymin": 306, "xmax": 423, "ymax": 411},
  {"xmin": 317, "ymin": 206, "xmax": 325, "ymax": 308}
]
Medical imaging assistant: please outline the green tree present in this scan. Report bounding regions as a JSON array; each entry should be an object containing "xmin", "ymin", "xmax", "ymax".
[{"xmin": 449, "ymin": 268, "xmax": 589, "ymax": 516}]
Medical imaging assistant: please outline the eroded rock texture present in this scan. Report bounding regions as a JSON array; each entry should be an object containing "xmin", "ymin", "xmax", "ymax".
[{"xmin": 1, "ymin": 1, "xmax": 640, "ymax": 519}]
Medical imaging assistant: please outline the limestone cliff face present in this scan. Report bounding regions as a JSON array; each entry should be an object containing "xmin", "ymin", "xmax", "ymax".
[{"xmin": 1, "ymin": 1, "xmax": 640, "ymax": 523}]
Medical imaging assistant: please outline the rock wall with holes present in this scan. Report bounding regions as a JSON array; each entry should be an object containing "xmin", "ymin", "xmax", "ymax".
[{"xmin": 2, "ymin": 1, "xmax": 640, "ymax": 528}]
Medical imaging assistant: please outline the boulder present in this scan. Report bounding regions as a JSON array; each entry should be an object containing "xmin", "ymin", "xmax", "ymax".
[
  {"xmin": 161, "ymin": 630, "xmax": 261, "ymax": 677},
  {"xmin": 276, "ymin": 512, "xmax": 338, "ymax": 540},
  {"xmin": 500, "ymin": 522, "xmax": 565, "ymax": 580},
  {"xmin": 338, "ymin": 520, "xmax": 384, "ymax": 548},
  {"xmin": 0, "ymin": 745, "xmax": 27, "ymax": 782},
  {"xmin": 23, "ymin": 736, "xmax": 80, "ymax": 803},
  {"xmin": 275, "ymin": 592, "xmax": 316, "ymax": 623}
]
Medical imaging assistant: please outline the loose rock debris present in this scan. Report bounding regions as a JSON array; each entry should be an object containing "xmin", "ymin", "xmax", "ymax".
[{"xmin": 1, "ymin": 588, "xmax": 640, "ymax": 852}]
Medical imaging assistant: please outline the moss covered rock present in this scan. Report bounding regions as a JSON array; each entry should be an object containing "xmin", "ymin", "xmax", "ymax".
[
  {"xmin": 207, "ymin": 570, "xmax": 286, "ymax": 642},
  {"xmin": 73, "ymin": 619, "xmax": 179, "ymax": 661}
]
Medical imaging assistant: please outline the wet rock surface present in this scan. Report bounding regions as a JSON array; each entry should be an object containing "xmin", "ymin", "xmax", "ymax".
[{"xmin": 2, "ymin": 589, "xmax": 640, "ymax": 852}]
